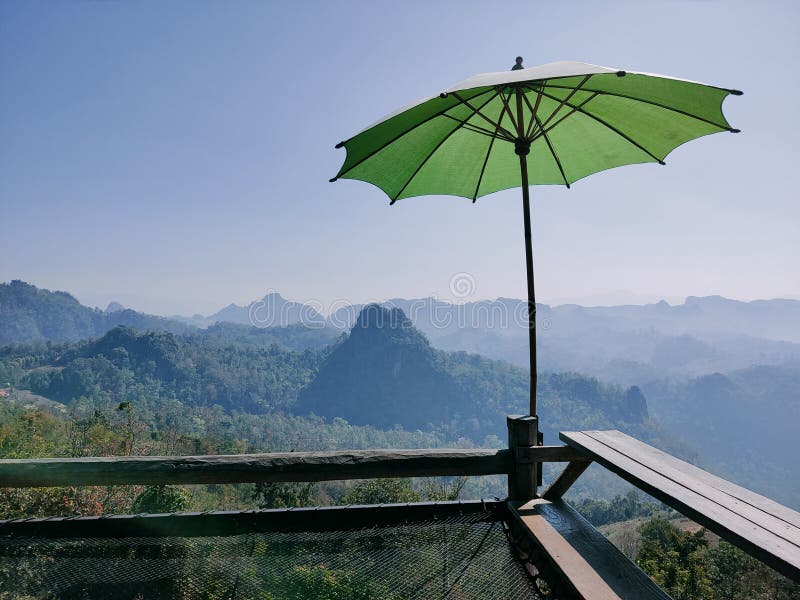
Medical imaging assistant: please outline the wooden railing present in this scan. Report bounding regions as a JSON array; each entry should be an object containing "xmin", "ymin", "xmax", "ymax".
[
  {"xmin": 0, "ymin": 445, "xmax": 587, "ymax": 488},
  {"xmin": 4, "ymin": 422, "xmax": 796, "ymax": 591}
]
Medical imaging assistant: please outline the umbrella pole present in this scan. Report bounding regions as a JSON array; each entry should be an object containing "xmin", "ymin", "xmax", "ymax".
[{"xmin": 518, "ymin": 152, "xmax": 537, "ymax": 417}]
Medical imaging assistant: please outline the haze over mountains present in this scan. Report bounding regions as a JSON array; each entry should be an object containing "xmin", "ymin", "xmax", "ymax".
[
  {"xmin": 1, "ymin": 293, "xmax": 669, "ymax": 499},
  {"xmin": 6, "ymin": 280, "xmax": 799, "ymax": 383},
  {"xmin": 0, "ymin": 280, "xmax": 192, "ymax": 345},
  {"xmin": 2, "ymin": 280, "xmax": 798, "ymax": 506},
  {"xmin": 175, "ymin": 291, "xmax": 326, "ymax": 329},
  {"xmin": 168, "ymin": 289, "xmax": 800, "ymax": 344},
  {"xmin": 325, "ymin": 296, "xmax": 800, "ymax": 384}
]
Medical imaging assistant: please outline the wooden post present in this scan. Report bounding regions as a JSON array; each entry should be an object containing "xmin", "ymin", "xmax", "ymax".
[{"xmin": 507, "ymin": 415, "xmax": 539, "ymax": 500}]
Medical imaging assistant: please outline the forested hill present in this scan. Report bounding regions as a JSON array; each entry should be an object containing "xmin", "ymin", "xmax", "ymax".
[
  {"xmin": 299, "ymin": 305, "xmax": 465, "ymax": 428},
  {"xmin": 642, "ymin": 366, "xmax": 800, "ymax": 506},
  {"xmin": 299, "ymin": 305, "xmax": 653, "ymax": 443},
  {"xmin": 1, "ymin": 305, "xmax": 661, "ymax": 446},
  {"xmin": 0, "ymin": 280, "xmax": 192, "ymax": 344},
  {"xmin": 2, "ymin": 326, "xmax": 321, "ymax": 414}
]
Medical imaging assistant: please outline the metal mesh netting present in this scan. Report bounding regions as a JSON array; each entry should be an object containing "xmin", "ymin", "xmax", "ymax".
[{"xmin": 0, "ymin": 509, "xmax": 541, "ymax": 599}]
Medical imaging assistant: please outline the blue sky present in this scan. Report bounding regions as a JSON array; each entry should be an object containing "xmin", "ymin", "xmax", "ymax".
[{"xmin": 1, "ymin": 1, "xmax": 797, "ymax": 315}]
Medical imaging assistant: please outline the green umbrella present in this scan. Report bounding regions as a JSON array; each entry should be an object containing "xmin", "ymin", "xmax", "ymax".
[{"xmin": 330, "ymin": 59, "xmax": 740, "ymax": 417}]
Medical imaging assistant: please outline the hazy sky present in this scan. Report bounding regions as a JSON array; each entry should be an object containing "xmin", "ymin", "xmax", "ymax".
[{"xmin": 1, "ymin": 1, "xmax": 798, "ymax": 315}]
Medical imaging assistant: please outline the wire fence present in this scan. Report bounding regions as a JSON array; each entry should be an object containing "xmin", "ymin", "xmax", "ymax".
[{"xmin": 0, "ymin": 508, "xmax": 542, "ymax": 599}]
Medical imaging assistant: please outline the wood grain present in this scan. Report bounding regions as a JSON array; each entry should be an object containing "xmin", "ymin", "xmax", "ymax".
[
  {"xmin": 561, "ymin": 430, "xmax": 800, "ymax": 582},
  {"xmin": 0, "ymin": 445, "xmax": 584, "ymax": 489},
  {"xmin": 585, "ymin": 430, "xmax": 800, "ymax": 546},
  {"xmin": 507, "ymin": 416, "xmax": 539, "ymax": 500},
  {"xmin": 507, "ymin": 499, "xmax": 671, "ymax": 599},
  {"xmin": 0, "ymin": 449, "xmax": 513, "ymax": 487}
]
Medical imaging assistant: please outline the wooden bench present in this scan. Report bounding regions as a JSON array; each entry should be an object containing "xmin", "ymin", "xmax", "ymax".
[
  {"xmin": 559, "ymin": 429, "xmax": 800, "ymax": 582},
  {"xmin": 505, "ymin": 498, "xmax": 671, "ymax": 599}
]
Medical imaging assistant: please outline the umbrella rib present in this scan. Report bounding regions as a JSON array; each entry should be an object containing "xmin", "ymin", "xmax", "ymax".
[
  {"xmin": 534, "ymin": 88, "xmax": 666, "ymax": 164},
  {"xmin": 463, "ymin": 122, "xmax": 507, "ymax": 139},
  {"xmin": 524, "ymin": 82, "xmax": 546, "ymax": 140},
  {"xmin": 534, "ymin": 114, "xmax": 570, "ymax": 188},
  {"xmin": 390, "ymin": 91, "xmax": 500, "ymax": 204},
  {"xmin": 472, "ymin": 104, "xmax": 508, "ymax": 202},
  {"xmin": 529, "ymin": 90, "xmax": 600, "ymax": 140},
  {"xmin": 496, "ymin": 87, "xmax": 521, "ymax": 137},
  {"xmin": 450, "ymin": 91, "xmax": 517, "ymax": 140},
  {"xmin": 521, "ymin": 86, "xmax": 548, "ymax": 139},
  {"xmin": 441, "ymin": 114, "xmax": 505, "ymax": 140},
  {"xmin": 334, "ymin": 88, "xmax": 496, "ymax": 180},
  {"xmin": 543, "ymin": 83, "xmax": 734, "ymax": 131},
  {"xmin": 533, "ymin": 75, "xmax": 592, "ymax": 135}
]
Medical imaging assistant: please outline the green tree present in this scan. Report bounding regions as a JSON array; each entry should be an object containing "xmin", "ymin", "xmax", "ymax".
[
  {"xmin": 340, "ymin": 479, "xmax": 421, "ymax": 505},
  {"xmin": 421, "ymin": 476, "xmax": 467, "ymax": 501},
  {"xmin": 708, "ymin": 541, "xmax": 800, "ymax": 600},
  {"xmin": 637, "ymin": 519, "xmax": 713, "ymax": 600},
  {"xmin": 253, "ymin": 482, "xmax": 314, "ymax": 509},
  {"xmin": 130, "ymin": 485, "xmax": 191, "ymax": 513}
]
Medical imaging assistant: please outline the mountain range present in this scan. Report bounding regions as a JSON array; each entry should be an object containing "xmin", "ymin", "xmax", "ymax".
[
  {"xmin": 5, "ymin": 281, "xmax": 799, "ymax": 383},
  {"xmin": 2, "ymin": 280, "xmax": 797, "ymax": 506},
  {"xmin": 1, "ymin": 305, "xmax": 658, "ymax": 445},
  {"xmin": 175, "ymin": 291, "xmax": 326, "ymax": 329},
  {"xmin": 0, "ymin": 280, "xmax": 192, "ymax": 345}
]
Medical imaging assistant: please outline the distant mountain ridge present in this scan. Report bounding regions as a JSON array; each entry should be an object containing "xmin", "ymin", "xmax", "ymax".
[
  {"xmin": 159, "ymin": 288, "xmax": 800, "ymax": 344},
  {"xmin": 104, "ymin": 301, "xmax": 126, "ymax": 313},
  {"xmin": 642, "ymin": 365, "xmax": 800, "ymax": 507},
  {"xmin": 2, "ymin": 281, "xmax": 795, "ymax": 508},
  {"xmin": 299, "ymin": 304, "xmax": 653, "ymax": 437},
  {"xmin": 2, "ymin": 305, "xmax": 659, "ymax": 444},
  {"xmin": 322, "ymin": 296, "xmax": 800, "ymax": 381},
  {"xmin": 0, "ymin": 280, "xmax": 193, "ymax": 345},
  {"xmin": 179, "ymin": 292, "xmax": 800, "ymax": 346},
  {"xmin": 5, "ymin": 282, "xmax": 800, "ymax": 383},
  {"xmin": 175, "ymin": 291, "xmax": 326, "ymax": 329},
  {"xmin": 7, "ymin": 280, "xmax": 799, "ymax": 347},
  {"xmin": 326, "ymin": 295, "xmax": 800, "ymax": 343}
]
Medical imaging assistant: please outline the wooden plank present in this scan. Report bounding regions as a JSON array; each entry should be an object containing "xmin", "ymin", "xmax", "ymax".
[
  {"xmin": 507, "ymin": 499, "xmax": 671, "ymax": 600},
  {"xmin": 587, "ymin": 429, "xmax": 800, "ymax": 529},
  {"xmin": 584, "ymin": 430, "xmax": 800, "ymax": 547},
  {"xmin": 517, "ymin": 445, "xmax": 589, "ymax": 463},
  {"xmin": 508, "ymin": 500, "xmax": 621, "ymax": 600},
  {"xmin": 560, "ymin": 431, "xmax": 800, "ymax": 581},
  {"xmin": 0, "ymin": 499, "xmax": 500, "ymax": 539},
  {"xmin": 563, "ymin": 431, "xmax": 800, "ymax": 575},
  {"xmin": 0, "ymin": 448, "xmax": 513, "ymax": 488},
  {"xmin": 0, "ymin": 446, "xmax": 583, "ymax": 489},
  {"xmin": 542, "ymin": 460, "xmax": 592, "ymax": 500}
]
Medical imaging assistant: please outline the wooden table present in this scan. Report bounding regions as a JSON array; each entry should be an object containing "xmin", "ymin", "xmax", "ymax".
[{"xmin": 560, "ymin": 429, "xmax": 800, "ymax": 581}]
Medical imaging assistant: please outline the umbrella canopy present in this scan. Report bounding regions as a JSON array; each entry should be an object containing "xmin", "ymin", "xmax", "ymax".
[{"xmin": 330, "ymin": 59, "xmax": 740, "ymax": 416}]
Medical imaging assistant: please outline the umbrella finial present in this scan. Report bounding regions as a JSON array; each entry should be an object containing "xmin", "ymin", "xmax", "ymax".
[{"xmin": 512, "ymin": 56, "xmax": 524, "ymax": 71}]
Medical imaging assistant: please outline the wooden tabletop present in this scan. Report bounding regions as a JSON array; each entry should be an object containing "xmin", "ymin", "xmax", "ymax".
[{"xmin": 560, "ymin": 429, "xmax": 800, "ymax": 582}]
